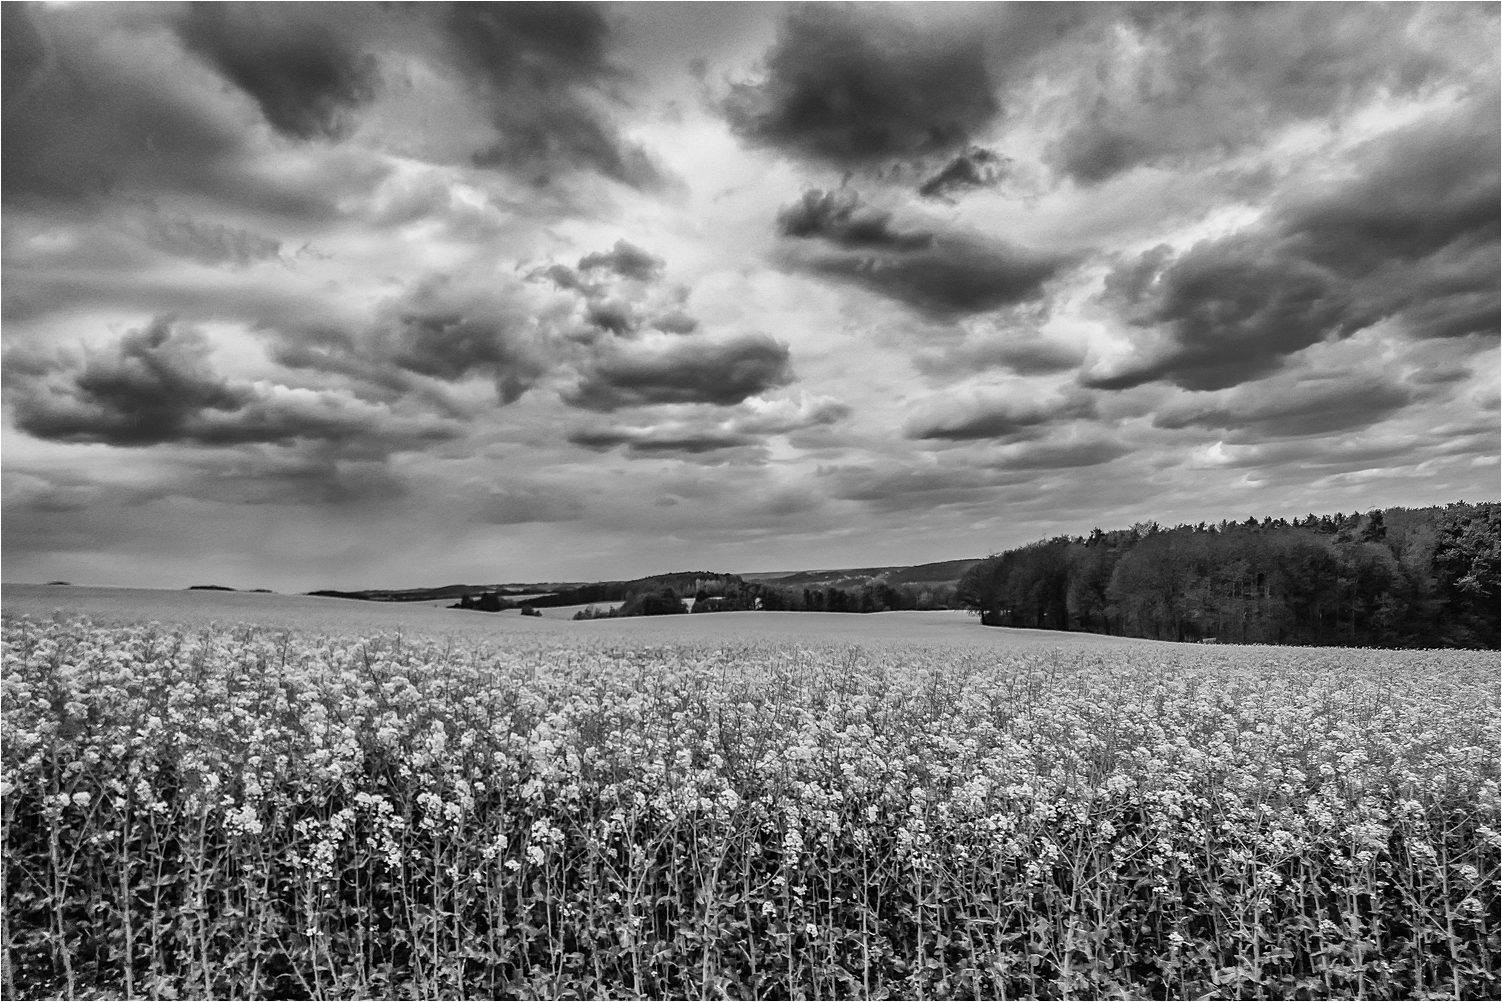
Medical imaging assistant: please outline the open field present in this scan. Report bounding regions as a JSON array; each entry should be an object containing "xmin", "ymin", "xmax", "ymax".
[
  {"xmin": 2, "ymin": 602, "xmax": 1497, "ymax": 999},
  {"xmin": 1, "ymin": 584, "xmax": 1158, "ymax": 648}
]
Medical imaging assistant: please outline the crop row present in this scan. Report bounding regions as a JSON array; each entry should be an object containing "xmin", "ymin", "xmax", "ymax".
[{"xmin": 2, "ymin": 616, "xmax": 1498, "ymax": 999}]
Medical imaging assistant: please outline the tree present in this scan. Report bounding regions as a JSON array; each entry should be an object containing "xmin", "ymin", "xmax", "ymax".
[
  {"xmin": 956, "ymin": 557, "xmax": 1002, "ymax": 622},
  {"xmin": 1433, "ymin": 503, "xmax": 1501, "ymax": 647},
  {"xmin": 619, "ymin": 587, "xmax": 684, "ymax": 617},
  {"xmin": 1067, "ymin": 543, "xmax": 1117, "ymax": 634}
]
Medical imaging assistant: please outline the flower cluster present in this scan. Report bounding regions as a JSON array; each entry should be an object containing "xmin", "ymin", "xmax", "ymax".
[{"xmin": 3, "ymin": 615, "xmax": 1497, "ymax": 999}]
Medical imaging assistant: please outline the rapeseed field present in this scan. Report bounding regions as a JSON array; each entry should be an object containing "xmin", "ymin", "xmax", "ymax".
[{"xmin": 3, "ymin": 616, "xmax": 1496, "ymax": 999}]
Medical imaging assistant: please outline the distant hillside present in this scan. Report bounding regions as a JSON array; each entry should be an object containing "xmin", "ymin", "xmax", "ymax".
[
  {"xmin": 312, "ymin": 563, "xmax": 982, "ymax": 611},
  {"xmin": 740, "ymin": 558, "xmax": 980, "ymax": 592},
  {"xmin": 458, "ymin": 572, "xmax": 744, "ymax": 611},
  {"xmin": 307, "ymin": 584, "xmax": 502, "ymax": 602}
]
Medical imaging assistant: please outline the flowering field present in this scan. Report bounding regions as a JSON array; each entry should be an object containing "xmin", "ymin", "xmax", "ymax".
[{"xmin": 3, "ymin": 615, "xmax": 1497, "ymax": 999}]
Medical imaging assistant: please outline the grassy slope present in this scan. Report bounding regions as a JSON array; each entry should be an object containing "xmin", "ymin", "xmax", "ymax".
[{"xmin": 739, "ymin": 557, "xmax": 981, "ymax": 590}]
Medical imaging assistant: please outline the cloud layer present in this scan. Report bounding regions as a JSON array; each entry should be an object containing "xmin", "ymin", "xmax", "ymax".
[
  {"xmin": 776, "ymin": 188, "xmax": 1068, "ymax": 318},
  {"xmin": 3, "ymin": 2, "xmax": 1496, "ymax": 590},
  {"xmin": 1089, "ymin": 98, "xmax": 1499, "ymax": 390},
  {"xmin": 724, "ymin": 5, "xmax": 999, "ymax": 169}
]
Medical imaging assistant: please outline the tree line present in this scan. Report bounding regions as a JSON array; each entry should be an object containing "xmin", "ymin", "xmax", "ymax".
[
  {"xmin": 956, "ymin": 502, "xmax": 1499, "ymax": 649},
  {"xmin": 452, "ymin": 573, "xmax": 739, "ymax": 613},
  {"xmin": 573, "ymin": 579, "xmax": 960, "ymax": 620}
]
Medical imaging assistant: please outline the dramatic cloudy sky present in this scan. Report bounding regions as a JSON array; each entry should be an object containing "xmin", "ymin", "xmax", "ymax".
[{"xmin": 4, "ymin": 2, "xmax": 1498, "ymax": 590}]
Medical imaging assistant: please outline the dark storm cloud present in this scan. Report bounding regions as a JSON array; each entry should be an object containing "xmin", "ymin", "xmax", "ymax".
[
  {"xmin": 157, "ymin": 395, "xmax": 392, "ymax": 450},
  {"xmin": 776, "ymin": 189, "xmax": 934, "ymax": 250},
  {"xmin": 1, "ymin": 4, "xmax": 370, "ymax": 218},
  {"xmin": 5, "ymin": 317, "xmax": 461, "ymax": 453},
  {"xmin": 1154, "ymin": 377, "xmax": 1416, "ymax": 440},
  {"xmin": 265, "ymin": 327, "xmax": 416, "ymax": 403},
  {"xmin": 578, "ymin": 240, "xmax": 664, "ymax": 282},
  {"xmin": 777, "ymin": 188, "xmax": 1068, "ymax": 318},
  {"xmin": 913, "ymin": 331, "xmax": 1083, "ymax": 379},
  {"xmin": 652, "ymin": 310, "xmax": 699, "ymax": 336},
  {"xmin": 1088, "ymin": 99, "xmax": 1500, "ymax": 392},
  {"xmin": 386, "ymin": 309, "xmax": 537, "ymax": 401},
  {"xmin": 542, "ymin": 242, "xmax": 698, "ymax": 339},
  {"xmin": 1281, "ymin": 122, "xmax": 1499, "ymax": 276},
  {"xmin": 565, "ymin": 333, "xmax": 794, "ymax": 411},
  {"xmin": 1394, "ymin": 289, "xmax": 1500, "ymax": 344},
  {"xmin": 790, "ymin": 238, "xmax": 1066, "ymax": 319},
  {"xmin": 1274, "ymin": 104, "xmax": 1501, "ymax": 341},
  {"xmin": 446, "ymin": 3, "xmax": 610, "ymax": 93},
  {"xmin": 272, "ymin": 253, "xmax": 716, "ymax": 418},
  {"xmin": 1088, "ymin": 236, "xmax": 1367, "ymax": 391},
  {"xmin": 905, "ymin": 392, "xmax": 1097, "ymax": 442},
  {"xmin": 176, "ymin": 2, "xmax": 378, "ymax": 141},
  {"xmin": 568, "ymin": 427, "xmax": 753, "ymax": 455},
  {"xmin": 5, "ymin": 317, "xmax": 249, "ymax": 446},
  {"xmin": 441, "ymin": 3, "xmax": 664, "ymax": 190},
  {"xmin": 918, "ymin": 147, "xmax": 1010, "ymax": 200},
  {"xmin": 1050, "ymin": 4, "xmax": 1485, "ymax": 183},
  {"xmin": 584, "ymin": 302, "xmax": 634, "ymax": 337},
  {"xmin": 724, "ymin": 4, "xmax": 999, "ymax": 168},
  {"xmin": 363, "ymin": 275, "xmax": 554, "ymax": 405}
]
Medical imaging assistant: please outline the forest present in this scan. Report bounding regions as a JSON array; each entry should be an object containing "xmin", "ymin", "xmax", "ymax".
[{"xmin": 956, "ymin": 501, "xmax": 1499, "ymax": 649}]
